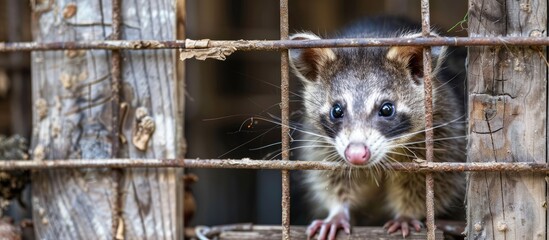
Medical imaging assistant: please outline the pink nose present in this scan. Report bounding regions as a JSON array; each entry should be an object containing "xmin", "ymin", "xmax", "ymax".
[{"xmin": 344, "ymin": 143, "xmax": 370, "ymax": 165}]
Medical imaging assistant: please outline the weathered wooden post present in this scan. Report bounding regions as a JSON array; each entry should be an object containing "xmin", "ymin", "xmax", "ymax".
[
  {"xmin": 466, "ymin": 0, "xmax": 547, "ymax": 239},
  {"xmin": 31, "ymin": 0, "xmax": 182, "ymax": 238}
]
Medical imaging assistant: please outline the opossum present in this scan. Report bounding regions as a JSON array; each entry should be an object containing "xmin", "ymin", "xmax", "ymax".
[{"xmin": 289, "ymin": 17, "xmax": 465, "ymax": 239}]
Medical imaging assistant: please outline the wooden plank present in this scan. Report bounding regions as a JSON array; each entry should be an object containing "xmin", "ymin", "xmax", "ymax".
[
  {"xmin": 31, "ymin": 0, "xmax": 119, "ymax": 238},
  {"xmin": 219, "ymin": 226, "xmax": 443, "ymax": 240},
  {"xmin": 119, "ymin": 0, "xmax": 178, "ymax": 239},
  {"xmin": 466, "ymin": 0, "xmax": 547, "ymax": 239},
  {"xmin": 31, "ymin": 0, "xmax": 179, "ymax": 239}
]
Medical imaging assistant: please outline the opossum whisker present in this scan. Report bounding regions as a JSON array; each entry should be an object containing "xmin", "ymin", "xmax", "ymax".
[
  {"xmin": 385, "ymin": 114, "xmax": 466, "ymax": 142},
  {"xmin": 393, "ymin": 146, "xmax": 445, "ymax": 151},
  {"xmin": 347, "ymin": 165, "xmax": 353, "ymax": 188},
  {"xmin": 394, "ymin": 135, "xmax": 467, "ymax": 147},
  {"xmin": 251, "ymin": 116, "xmax": 333, "ymax": 141},
  {"xmin": 370, "ymin": 165, "xmax": 381, "ymax": 186},
  {"xmin": 386, "ymin": 139, "xmax": 464, "ymax": 156},
  {"xmin": 265, "ymin": 113, "xmax": 309, "ymax": 130},
  {"xmin": 346, "ymin": 165, "xmax": 357, "ymax": 186},
  {"xmin": 230, "ymin": 70, "xmax": 309, "ymax": 102},
  {"xmin": 218, "ymin": 123, "xmax": 279, "ymax": 158},
  {"xmin": 203, "ymin": 113, "xmax": 260, "ymax": 122},
  {"xmin": 322, "ymin": 150, "xmax": 342, "ymax": 161},
  {"xmin": 248, "ymin": 142, "xmax": 283, "ymax": 151},
  {"xmin": 379, "ymin": 159, "xmax": 394, "ymax": 174},
  {"xmin": 382, "ymin": 154, "xmax": 407, "ymax": 175},
  {"xmin": 386, "ymin": 143, "xmax": 419, "ymax": 158},
  {"xmin": 386, "ymin": 150, "xmax": 418, "ymax": 159},
  {"xmin": 247, "ymin": 80, "xmax": 327, "ymax": 118},
  {"xmin": 290, "ymin": 139, "xmax": 334, "ymax": 145},
  {"xmin": 296, "ymin": 114, "xmax": 339, "ymax": 135},
  {"xmin": 320, "ymin": 151, "xmax": 342, "ymax": 165},
  {"xmin": 265, "ymin": 145, "xmax": 335, "ymax": 160},
  {"xmin": 290, "ymin": 145, "xmax": 335, "ymax": 150},
  {"xmin": 249, "ymin": 138, "xmax": 334, "ymax": 151}
]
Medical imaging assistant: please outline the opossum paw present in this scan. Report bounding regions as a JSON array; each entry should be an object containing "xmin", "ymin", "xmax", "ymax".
[
  {"xmin": 383, "ymin": 216, "xmax": 424, "ymax": 238},
  {"xmin": 306, "ymin": 213, "xmax": 351, "ymax": 240}
]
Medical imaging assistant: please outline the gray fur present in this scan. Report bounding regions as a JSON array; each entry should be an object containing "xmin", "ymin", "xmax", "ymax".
[{"xmin": 290, "ymin": 20, "xmax": 465, "ymax": 225}]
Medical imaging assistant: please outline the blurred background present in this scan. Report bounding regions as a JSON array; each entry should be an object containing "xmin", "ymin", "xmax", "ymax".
[{"xmin": 0, "ymin": 0, "xmax": 468, "ymax": 230}]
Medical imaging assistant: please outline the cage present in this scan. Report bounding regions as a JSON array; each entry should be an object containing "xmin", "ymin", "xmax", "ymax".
[{"xmin": 0, "ymin": 0, "xmax": 546, "ymax": 239}]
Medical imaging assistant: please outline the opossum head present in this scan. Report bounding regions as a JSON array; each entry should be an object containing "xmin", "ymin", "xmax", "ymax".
[{"xmin": 289, "ymin": 32, "xmax": 446, "ymax": 166}]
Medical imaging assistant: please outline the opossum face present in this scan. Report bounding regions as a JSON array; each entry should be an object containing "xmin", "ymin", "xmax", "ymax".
[{"xmin": 289, "ymin": 33, "xmax": 446, "ymax": 166}]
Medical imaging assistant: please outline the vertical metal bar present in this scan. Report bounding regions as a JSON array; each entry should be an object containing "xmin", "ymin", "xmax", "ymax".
[
  {"xmin": 111, "ymin": 0, "xmax": 122, "ymax": 156},
  {"xmin": 279, "ymin": 0, "xmax": 291, "ymax": 239},
  {"xmin": 111, "ymin": 0, "xmax": 123, "ymax": 238},
  {"xmin": 420, "ymin": 0, "xmax": 436, "ymax": 239}
]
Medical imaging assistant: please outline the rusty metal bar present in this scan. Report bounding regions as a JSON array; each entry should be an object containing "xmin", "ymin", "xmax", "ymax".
[
  {"xmin": 111, "ymin": 0, "xmax": 124, "ymax": 237},
  {"xmin": 111, "ymin": 0, "xmax": 122, "ymax": 157},
  {"xmin": 420, "ymin": 1, "xmax": 436, "ymax": 239},
  {"xmin": 3, "ymin": 37, "xmax": 549, "ymax": 52},
  {"xmin": 0, "ymin": 159, "xmax": 549, "ymax": 172},
  {"xmin": 279, "ymin": 0, "xmax": 290, "ymax": 239}
]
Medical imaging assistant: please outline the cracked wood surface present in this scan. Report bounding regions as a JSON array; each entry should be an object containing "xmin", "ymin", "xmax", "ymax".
[
  {"xmin": 466, "ymin": 0, "xmax": 547, "ymax": 239},
  {"xmin": 31, "ymin": 0, "xmax": 179, "ymax": 239}
]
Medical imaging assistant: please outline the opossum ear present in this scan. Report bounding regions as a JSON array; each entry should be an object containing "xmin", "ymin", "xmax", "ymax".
[
  {"xmin": 289, "ymin": 33, "xmax": 336, "ymax": 82},
  {"xmin": 386, "ymin": 33, "xmax": 446, "ymax": 82}
]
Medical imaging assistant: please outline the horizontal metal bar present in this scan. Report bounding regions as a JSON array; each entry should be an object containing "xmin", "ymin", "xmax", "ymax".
[
  {"xmin": 1, "ymin": 37, "xmax": 549, "ymax": 52},
  {"xmin": 1, "ymin": 159, "xmax": 549, "ymax": 172}
]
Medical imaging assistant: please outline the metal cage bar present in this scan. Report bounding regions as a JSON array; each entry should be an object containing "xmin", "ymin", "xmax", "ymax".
[
  {"xmin": 2, "ymin": 159, "xmax": 549, "ymax": 172},
  {"xmin": 279, "ymin": 0, "xmax": 291, "ymax": 239},
  {"xmin": 111, "ymin": 0, "xmax": 122, "ymax": 156},
  {"xmin": 1, "ymin": 1, "xmax": 549, "ymax": 239},
  {"xmin": 2, "ymin": 37, "xmax": 549, "ymax": 52},
  {"xmin": 110, "ymin": 0, "xmax": 124, "ymax": 236},
  {"xmin": 420, "ymin": 1, "xmax": 436, "ymax": 239}
]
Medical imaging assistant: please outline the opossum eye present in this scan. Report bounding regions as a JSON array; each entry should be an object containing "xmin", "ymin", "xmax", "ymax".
[
  {"xmin": 330, "ymin": 103, "xmax": 344, "ymax": 119},
  {"xmin": 378, "ymin": 102, "xmax": 395, "ymax": 117}
]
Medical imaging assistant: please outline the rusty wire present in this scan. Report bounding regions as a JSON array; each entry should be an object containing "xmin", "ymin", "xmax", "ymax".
[
  {"xmin": 110, "ymin": 0, "xmax": 124, "ymax": 237},
  {"xmin": 1, "ymin": 159, "xmax": 548, "ymax": 172},
  {"xmin": 279, "ymin": 0, "xmax": 291, "ymax": 239},
  {"xmin": 111, "ymin": 0, "xmax": 122, "ymax": 157},
  {"xmin": 420, "ymin": 0, "xmax": 436, "ymax": 239},
  {"xmin": 1, "ymin": 37, "xmax": 549, "ymax": 52}
]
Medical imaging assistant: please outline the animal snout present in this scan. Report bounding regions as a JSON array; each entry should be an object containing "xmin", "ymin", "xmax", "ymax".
[{"xmin": 344, "ymin": 143, "xmax": 370, "ymax": 165}]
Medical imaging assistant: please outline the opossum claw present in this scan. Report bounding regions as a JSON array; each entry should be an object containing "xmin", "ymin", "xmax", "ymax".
[
  {"xmin": 384, "ymin": 217, "xmax": 423, "ymax": 237},
  {"xmin": 307, "ymin": 212, "xmax": 351, "ymax": 240}
]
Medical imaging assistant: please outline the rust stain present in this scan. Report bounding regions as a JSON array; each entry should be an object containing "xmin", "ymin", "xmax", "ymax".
[{"xmin": 62, "ymin": 3, "xmax": 77, "ymax": 19}]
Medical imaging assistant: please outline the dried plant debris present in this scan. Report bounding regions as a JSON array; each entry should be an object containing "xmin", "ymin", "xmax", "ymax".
[
  {"xmin": 132, "ymin": 107, "xmax": 155, "ymax": 151},
  {"xmin": 179, "ymin": 39, "xmax": 236, "ymax": 61},
  {"xmin": 0, "ymin": 135, "xmax": 29, "ymax": 202}
]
